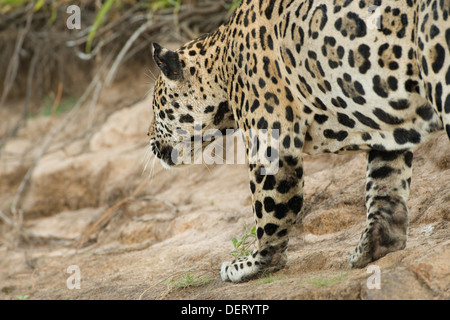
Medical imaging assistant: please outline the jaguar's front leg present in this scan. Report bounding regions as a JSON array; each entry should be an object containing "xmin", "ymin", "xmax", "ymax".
[
  {"xmin": 349, "ymin": 149, "xmax": 412, "ymax": 268},
  {"xmin": 221, "ymin": 127, "xmax": 304, "ymax": 282}
]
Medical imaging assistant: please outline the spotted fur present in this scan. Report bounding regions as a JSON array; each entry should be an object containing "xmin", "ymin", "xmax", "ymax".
[{"xmin": 148, "ymin": 0, "xmax": 450, "ymax": 282}]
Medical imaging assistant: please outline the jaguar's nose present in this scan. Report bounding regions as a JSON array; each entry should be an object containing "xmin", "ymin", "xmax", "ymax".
[{"xmin": 160, "ymin": 145, "xmax": 175, "ymax": 166}]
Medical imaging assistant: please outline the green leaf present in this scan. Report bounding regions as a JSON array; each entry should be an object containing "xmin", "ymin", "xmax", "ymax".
[
  {"xmin": 48, "ymin": 3, "xmax": 57, "ymax": 25},
  {"xmin": 85, "ymin": 0, "xmax": 116, "ymax": 54},
  {"xmin": 33, "ymin": 0, "xmax": 44, "ymax": 11}
]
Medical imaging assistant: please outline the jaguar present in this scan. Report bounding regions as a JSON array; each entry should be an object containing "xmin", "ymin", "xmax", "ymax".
[{"xmin": 147, "ymin": 0, "xmax": 450, "ymax": 282}]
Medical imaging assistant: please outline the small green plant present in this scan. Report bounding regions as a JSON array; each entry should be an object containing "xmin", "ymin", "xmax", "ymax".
[
  {"xmin": 309, "ymin": 273, "xmax": 348, "ymax": 287},
  {"xmin": 85, "ymin": 0, "xmax": 116, "ymax": 53},
  {"xmin": 149, "ymin": 0, "xmax": 182, "ymax": 12},
  {"xmin": 167, "ymin": 272, "xmax": 212, "ymax": 289},
  {"xmin": 230, "ymin": 223, "xmax": 257, "ymax": 258},
  {"xmin": 16, "ymin": 294, "xmax": 30, "ymax": 300},
  {"xmin": 258, "ymin": 273, "xmax": 283, "ymax": 284},
  {"xmin": 40, "ymin": 95, "xmax": 77, "ymax": 116}
]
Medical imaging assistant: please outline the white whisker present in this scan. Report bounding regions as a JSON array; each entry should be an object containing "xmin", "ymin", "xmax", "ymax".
[
  {"xmin": 146, "ymin": 67, "xmax": 158, "ymax": 82},
  {"xmin": 150, "ymin": 153, "xmax": 157, "ymax": 179},
  {"xmin": 142, "ymin": 142, "xmax": 154, "ymax": 176}
]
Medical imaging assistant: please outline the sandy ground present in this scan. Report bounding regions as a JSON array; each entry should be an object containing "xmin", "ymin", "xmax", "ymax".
[{"xmin": 0, "ymin": 82, "xmax": 449, "ymax": 300}]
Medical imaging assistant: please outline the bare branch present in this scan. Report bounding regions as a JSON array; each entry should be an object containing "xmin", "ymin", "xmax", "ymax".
[
  {"xmin": 10, "ymin": 54, "xmax": 114, "ymax": 221},
  {"xmin": 0, "ymin": 1, "xmax": 35, "ymax": 109},
  {"xmin": 104, "ymin": 21, "xmax": 151, "ymax": 87},
  {"xmin": 0, "ymin": 50, "xmax": 39, "ymax": 154},
  {"xmin": 0, "ymin": 210, "xmax": 13, "ymax": 226}
]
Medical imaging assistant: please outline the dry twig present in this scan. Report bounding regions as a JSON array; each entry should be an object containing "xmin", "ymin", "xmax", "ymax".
[
  {"xmin": 0, "ymin": 1, "xmax": 35, "ymax": 108},
  {"xmin": 76, "ymin": 176, "xmax": 150, "ymax": 248},
  {"xmin": 105, "ymin": 21, "xmax": 151, "ymax": 87},
  {"xmin": 10, "ymin": 54, "xmax": 114, "ymax": 224},
  {"xmin": 0, "ymin": 210, "xmax": 13, "ymax": 226},
  {"xmin": 0, "ymin": 50, "xmax": 40, "ymax": 154}
]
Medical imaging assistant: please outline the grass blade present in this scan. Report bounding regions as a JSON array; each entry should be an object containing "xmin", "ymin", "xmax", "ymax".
[{"xmin": 85, "ymin": 0, "xmax": 116, "ymax": 53}]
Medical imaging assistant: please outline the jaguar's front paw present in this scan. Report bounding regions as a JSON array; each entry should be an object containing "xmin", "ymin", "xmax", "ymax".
[
  {"xmin": 220, "ymin": 255, "xmax": 262, "ymax": 283},
  {"xmin": 220, "ymin": 261, "xmax": 232, "ymax": 282}
]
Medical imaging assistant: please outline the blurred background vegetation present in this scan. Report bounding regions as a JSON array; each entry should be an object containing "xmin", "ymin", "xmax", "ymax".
[
  {"xmin": 0, "ymin": 0, "xmax": 240, "ymax": 114},
  {"xmin": 0, "ymin": 0, "xmax": 240, "ymax": 225}
]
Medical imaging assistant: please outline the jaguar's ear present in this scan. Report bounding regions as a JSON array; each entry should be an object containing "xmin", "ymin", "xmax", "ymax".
[{"xmin": 152, "ymin": 43, "xmax": 184, "ymax": 81}]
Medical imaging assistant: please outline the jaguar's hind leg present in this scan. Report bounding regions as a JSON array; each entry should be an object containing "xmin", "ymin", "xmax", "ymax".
[{"xmin": 349, "ymin": 149, "xmax": 412, "ymax": 268}]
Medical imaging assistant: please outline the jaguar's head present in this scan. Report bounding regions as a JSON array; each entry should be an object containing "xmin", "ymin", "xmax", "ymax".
[{"xmin": 148, "ymin": 41, "xmax": 234, "ymax": 168}]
